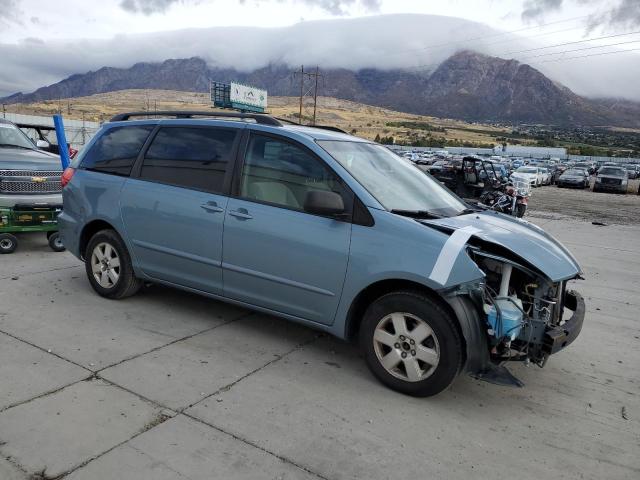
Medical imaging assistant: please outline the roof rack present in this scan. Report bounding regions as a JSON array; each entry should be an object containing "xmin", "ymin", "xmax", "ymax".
[
  {"xmin": 109, "ymin": 111, "xmax": 283, "ymax": 126},
  {"xmin": 274, "ymin": 118, "xmax": 348, "ymax": 134},
  {"xmin": 311, "ymin": 125, "xmax": 348, "ymax": 134}
]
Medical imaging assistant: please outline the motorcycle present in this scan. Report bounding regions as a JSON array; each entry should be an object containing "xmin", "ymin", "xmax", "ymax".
[{"xmin": 480, "ymin": 178, "xmax": 530, "ymax": 218}]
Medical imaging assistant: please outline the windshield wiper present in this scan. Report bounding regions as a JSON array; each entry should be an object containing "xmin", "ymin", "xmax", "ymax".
[
  {"xmin": 0, "ymin": 144, "xmax": 34, "ymax": 150},
  {"xmin": 458, "ymin": 204, "xmax": 486, "ymax": 215},
  {"xmin": 390, "ymin": 209, "xmax": 444, "ymax": 219}
]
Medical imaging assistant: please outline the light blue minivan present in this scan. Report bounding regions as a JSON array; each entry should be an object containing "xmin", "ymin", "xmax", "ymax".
[{"xmin": 58, "ymin": 112, "xmax": 585, "ymax": 396}]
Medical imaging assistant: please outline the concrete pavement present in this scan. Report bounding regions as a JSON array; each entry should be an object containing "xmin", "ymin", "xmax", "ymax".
[{"xmin": 0, "ymin": 220, "xmax": 638, "ymax": 479}]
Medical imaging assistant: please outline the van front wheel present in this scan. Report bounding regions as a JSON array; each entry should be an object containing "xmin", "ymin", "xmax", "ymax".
[
  {"xmin": 85, "ymin": 229, "xmax": 141, "ymax": 299},
  {"xmin": 360, "ymin": 291, "xmax": 462, "ymax": 397}
]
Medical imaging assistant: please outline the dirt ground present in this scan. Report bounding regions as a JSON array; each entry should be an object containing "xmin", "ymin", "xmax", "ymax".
[{"xmin": 529, "ymin": 179, "xmax": 640, "ymax": 225}]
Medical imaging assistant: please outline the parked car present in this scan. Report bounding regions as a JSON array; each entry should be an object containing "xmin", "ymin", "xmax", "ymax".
[
  {"xmin": 58, "ymin": 111, "xmax": 585, "ymax": 397},
  {"xmin": 511, "ymin": 166, "xmax": 542, "ymax": 187},
  {"xmin": 0, "ymin": 118, "xmax": 65, "ymax": 253},
  {"xmin": 593, "ymin": 167, "xmax": 629, "ymax": 194},
  {"xmin": 624, "ymin": 165, "xmax": 638, "ymax": 180},
  {"xmin": 16, "ymin": 122, "xmax": 78, "ymax": 159},
  {"xmin": 574, "ymin": 162, "xmax": 596, "ymax": 175},
  {"xmin": 539, "ymin": 167, "xmax": 551, "ymax": 185},
  {"xmin": 557, "ymin": 169, "xmax": 589, "ymax": 188},
  {"xmin": 428, "ymin": 160, "xmax": 447, "ymax": 174}
]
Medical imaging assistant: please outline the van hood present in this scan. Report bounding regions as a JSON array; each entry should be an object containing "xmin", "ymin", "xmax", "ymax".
[
  {"xmin": 421, "ymin": 211, "xmax": 582, "ymax": 282},
  {"xmin": 0, "ymin": 148, "xmax": 61, "ymax": 171}
]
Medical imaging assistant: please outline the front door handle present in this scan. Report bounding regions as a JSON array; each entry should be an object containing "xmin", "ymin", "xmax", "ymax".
[
  {"xmin": 201, "ymin": 201, "xmax": 224, "ymax": 213},
  {"xmin": 229, "ymin": 209, "xmax": 253, "ymax": 220}
]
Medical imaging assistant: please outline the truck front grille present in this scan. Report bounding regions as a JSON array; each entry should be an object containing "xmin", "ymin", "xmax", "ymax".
[
  {"xmin": 0, "ymin": 170, "xmax": 62, "ymax": 194},
  {"xmin": 601, "ymin": 178, "xmax": 621, "ymax": 185}
]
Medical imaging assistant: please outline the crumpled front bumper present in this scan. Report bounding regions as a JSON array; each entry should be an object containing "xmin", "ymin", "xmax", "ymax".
[{"xmin": 543, "ymin": 290, "xmax": 585, "ymax": 355}]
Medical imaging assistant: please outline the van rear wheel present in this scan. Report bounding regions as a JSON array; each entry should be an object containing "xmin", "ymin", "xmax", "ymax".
[
  {"xmin": 360, "ymin": 291, "xmax": 462, "ymax": 397},
  {"xmin": 85, "ymin": 229, "xmax": 141, "ymax": 299}
]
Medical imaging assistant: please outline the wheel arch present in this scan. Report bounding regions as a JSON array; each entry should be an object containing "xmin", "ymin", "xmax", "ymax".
[
  {"xmin": 344, "ymin": 280, "xmax": 465, "ymax": 349},
  {"xmin": 78, "ymin": 219, "xmax": 119, "ymax": 260}
]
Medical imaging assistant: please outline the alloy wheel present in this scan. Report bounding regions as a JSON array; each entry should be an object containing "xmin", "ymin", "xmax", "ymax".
[
  {"xmin": 373, "ymin": 312, "xmax": 440, "ymax": 382},
  {"xmin": 90, "ymin": 242, "xmax": 121, "ymax": 289}
]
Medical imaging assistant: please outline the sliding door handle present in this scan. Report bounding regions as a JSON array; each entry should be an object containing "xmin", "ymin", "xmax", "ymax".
[
  {"xmin": 229, "ymin": 209, "xmax": 253, "ymax": 220},
  {"xmin": 200, "ymin": 202, "xmax": 224, "ymax": 213}
]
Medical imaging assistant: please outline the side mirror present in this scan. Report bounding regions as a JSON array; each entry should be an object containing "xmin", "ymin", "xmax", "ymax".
[
  {"xmin": 36, "ymin": 139, "xmax": 50, "ymax": 149},
  {"xmin": 304, "ymin": 190, "xmax": 345, "ymax": 216}
]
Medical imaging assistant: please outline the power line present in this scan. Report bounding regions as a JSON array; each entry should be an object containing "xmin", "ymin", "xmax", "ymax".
[
  {"xmin": 532, "ymin": 46, "xmax": 640, "ymax": 63},
  {"xmin": 504, "ymin": 30, "xmax": 640, "ymax": 55},
  {"xmin": 393, "ymin": 14, "xmax": 592, "ymax": 56},
  {"xmin": 398, "ymin": 30, "xmax": 640, "ymax": 73},
  {"xmin": 520, "ymin": 39, "xmax": 640, "ymax": 61}
]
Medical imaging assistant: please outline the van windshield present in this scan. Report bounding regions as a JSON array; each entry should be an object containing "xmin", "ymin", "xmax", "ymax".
[{"xmin": 318, "ymin": 141, "xmax": 467, "ymax": 217}]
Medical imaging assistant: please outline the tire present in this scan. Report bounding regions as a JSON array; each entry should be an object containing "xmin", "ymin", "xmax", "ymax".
[
  {"xmin": 359, "ymin": 291, "xmax": 462, "ymax": 397},
  {"xmin": 85, "ymin": 229, "xmax": 141, "ymax": 299},
  {"xmin": 47, "ymin": 232, "xmax": 66, "ymax": 252},
  {"xmin": 0, "ymin": 233, "xmax": 18, "ymax": 254},
  {"xmin": 516, "ymin": 203, "xmax": 527, "ymax": 218}
]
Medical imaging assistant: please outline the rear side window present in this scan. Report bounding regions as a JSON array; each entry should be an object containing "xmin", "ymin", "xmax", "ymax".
[
  {"xmin": 80, "ymin": 126, "xmax": 153, "ymax": 176},
  {"xmin": 140, "ymin": 127, "xmax": 237, "ymax": 193}
]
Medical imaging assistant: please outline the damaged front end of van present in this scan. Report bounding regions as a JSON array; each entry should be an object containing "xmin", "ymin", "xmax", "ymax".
[{"xmin": 423, "ymin": 211, "xmax": 586, "ymax": 387}]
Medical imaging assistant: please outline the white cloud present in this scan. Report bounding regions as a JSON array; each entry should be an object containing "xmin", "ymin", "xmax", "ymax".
[{"xmin": 0, "ymin": 13, "xmax": 639, "ymax": 101}]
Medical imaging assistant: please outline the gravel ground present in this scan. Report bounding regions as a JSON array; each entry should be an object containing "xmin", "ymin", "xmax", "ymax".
[{"xmin": 529, "ymin": 178, "xmax": 640, "ymax": 225}]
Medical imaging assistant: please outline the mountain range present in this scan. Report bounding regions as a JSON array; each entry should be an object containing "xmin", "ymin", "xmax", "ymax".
[{"xmin": 3, "ymin": 51, "xmax": 639, "ymax": 127}]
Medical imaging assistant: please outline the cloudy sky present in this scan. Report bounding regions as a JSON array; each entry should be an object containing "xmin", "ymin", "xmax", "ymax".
[
  {"xmin": 2, "ymin": 0, "xmax": 638, "ymax": 42},
  {"xmin": 1, "ymin": 0, "xmax": 639, "ymax": 98}
]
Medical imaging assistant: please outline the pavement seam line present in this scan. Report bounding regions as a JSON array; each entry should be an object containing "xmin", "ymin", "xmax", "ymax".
[
  {"xmin": 50, "ymin": 410, "xmax": 174, "ymax": 480},
  {"xmin": 0, "ymin": 451, "xmax": 32, "ymax": 479},
  {"xmin": 184, "ymin": 333, "xmax": 323, "ymax": 411},
  {"xmin": 0, "ymin": 264, "xmax": 82, "ymax": 281},
  {"xmin": 182, "ymin": 411, "xmax": 332, "ymax": 480},
  {"xmin": 0, "ymin": 377, "xmax": 91, "ymax": 415},
  {"xmin": 95, "ymin": 310, "xmax": 256, "ymax": 374},
  {"xmin": 0, "ymin": 328, "xmax": 92, "ymax": 374},
  {"xmin": 0, "ymin": 312, "xmax": 251, "ymax": 415}
]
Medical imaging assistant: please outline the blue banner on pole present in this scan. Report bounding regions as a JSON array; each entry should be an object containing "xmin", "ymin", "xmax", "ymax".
[{"xmin": 53, "ymin": 114, "xmax": 71, "ymax": 169}]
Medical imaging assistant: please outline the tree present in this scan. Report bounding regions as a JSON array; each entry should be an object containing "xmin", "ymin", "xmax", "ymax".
[{"xmin": 374, "ymin": 133, "xmax": 381, "ymax": 143}]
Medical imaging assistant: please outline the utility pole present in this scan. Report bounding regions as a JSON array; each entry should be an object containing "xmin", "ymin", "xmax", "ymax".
[
  {"xmin": 81, "ymin": 111, "xmax": 86, "ymax": 145},
  {"xmin": 313, "ymin": 66, "xmax": 319, "ymax": 126},
  {"xmin": 297, "ymin": 65, "xmax": 304, "ymax": 124},
  {"xmin": 293, "ymin": 66, "xmax": 323, "ymax": 126}
]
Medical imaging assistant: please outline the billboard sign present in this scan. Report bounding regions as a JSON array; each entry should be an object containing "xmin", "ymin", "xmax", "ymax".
[{"xmin": 230, "ymin": 82, "xmax": 267, "ymax": 112}]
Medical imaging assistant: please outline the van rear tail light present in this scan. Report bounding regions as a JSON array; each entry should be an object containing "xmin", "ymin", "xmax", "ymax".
[{"xmin": 61, "ymin": 167, "xmax": 76, "ymax": 188}]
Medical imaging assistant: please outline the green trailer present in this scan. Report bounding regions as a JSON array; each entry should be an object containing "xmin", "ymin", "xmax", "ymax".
[{"xmin": 0, "ymin": 205, "xmax": 65, "ymax": 254}]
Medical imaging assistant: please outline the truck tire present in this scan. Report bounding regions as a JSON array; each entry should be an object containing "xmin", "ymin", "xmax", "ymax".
[
  {"xmin": 85, "ymin": 229, "xmax": 141, "ymax": 299},
  {"xmin": 0, "ymin": 233, "xmax": 18, "ymax": 254},
  {"xmin": 360, "ymin": 290, "xmax": 462, "ymax": 397}
]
